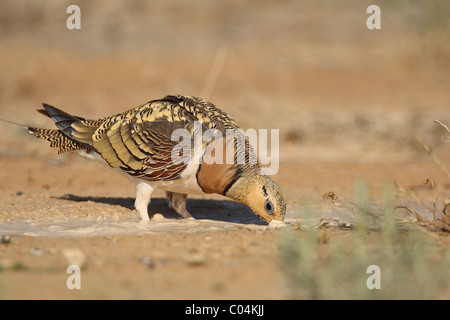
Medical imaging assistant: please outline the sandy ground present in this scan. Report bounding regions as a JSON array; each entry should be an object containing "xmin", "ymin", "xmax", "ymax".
[
  {"xmin": 0, "ymin": 1, "xmax": 449, "ymax": 299},
  {"xmin": 0, "ymin": 143, "xmax": 448, "ymax": 299}
]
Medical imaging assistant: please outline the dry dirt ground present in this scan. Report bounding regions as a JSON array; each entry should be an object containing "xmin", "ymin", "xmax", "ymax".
[
  {"xmin": 0, "ymin": 135, "xmax": 448, "ymax": 299},
  {"xmin": 0, "ymin": 1, "xmax": 449, "ymax": 299}
]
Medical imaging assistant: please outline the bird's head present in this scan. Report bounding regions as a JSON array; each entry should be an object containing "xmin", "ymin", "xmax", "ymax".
[{"xmin": 226, "ymin": 171, "xmax": 286, "ymax": 223}]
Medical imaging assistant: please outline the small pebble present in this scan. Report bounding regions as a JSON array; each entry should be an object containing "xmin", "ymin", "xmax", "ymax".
[
  {"xmin": 269, "ymin": 220, "xmax": 288, "ymax": 229},
  {"xmin": 139, "ymin": 257, "xmax": 155, "ymax": 269},
  {"xmin": 1, "ymin": 235, "xmax": 11, "ymax": 244},
  {"xmin": 30, "ymin": 247, "xmax": 45, "ymax": 256},
  {"xmin": 62, "ymin": 248, "xmax": 87, "ymax": 268},
  {"xmin": 151, "ymin": 213, "xmax": 165, "ymax": 221},
  {"xmin": 184, "ymin": 254, "xmax": 206, "ymax": 266}
]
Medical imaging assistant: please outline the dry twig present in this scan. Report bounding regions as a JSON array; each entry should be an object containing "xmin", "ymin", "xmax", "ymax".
[
  {"xmin": 415, "ymin": 135, "xmax": 450, "ymax": 179},
  {"xmin": 434, "ymin": 119, "xmax": 450, "ymax": 142}
]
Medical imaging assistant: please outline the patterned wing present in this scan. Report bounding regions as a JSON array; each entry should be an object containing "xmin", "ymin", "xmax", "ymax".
[
  {"xmin": 33, "ymin": 95, "xmax": 246, "ymax": 181},
  {"xmin": 70, "ymin": 100, "xmax": 206, "ymax": 181},
  {"xmin": 28, "ymin": 127, "xmax": 91, "ymax": 154}
]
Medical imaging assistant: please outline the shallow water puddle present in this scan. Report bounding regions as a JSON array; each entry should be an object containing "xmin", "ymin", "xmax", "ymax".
[
  {"xmin": 0, "ymin": 211, "xmax": 358, "ymax": 237},
  {"xmin": 0, "ymin": 217, "xmax": 288, "ymax": 237},
  {"xmin": 0, "ymin": 198, "xmax": 364, "ymax": 237}
]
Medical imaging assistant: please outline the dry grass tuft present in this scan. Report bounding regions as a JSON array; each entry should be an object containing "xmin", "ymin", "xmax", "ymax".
[{"xmin": 279, "ymin": 182, "xmax": 450, "ymax": 299}]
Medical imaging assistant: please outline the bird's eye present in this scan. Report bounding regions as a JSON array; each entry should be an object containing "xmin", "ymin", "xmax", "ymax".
[{"xmin": 265, "ymin": 199, "xmax": 274, "ymax": 215}]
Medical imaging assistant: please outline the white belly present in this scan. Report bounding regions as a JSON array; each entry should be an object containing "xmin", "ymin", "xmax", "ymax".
[
  {"xmin": 136, "ymin": 174, "xmax": 205, "ymax": 195},
  {"xmin": 77, "ymin": 148, "xmax": 206, "ymax": 195}
]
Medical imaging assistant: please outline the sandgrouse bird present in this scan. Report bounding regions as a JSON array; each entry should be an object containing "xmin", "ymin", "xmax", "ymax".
[{"xmin": 27, "ymin": 95, "xmax": 286, "ymax": 223}]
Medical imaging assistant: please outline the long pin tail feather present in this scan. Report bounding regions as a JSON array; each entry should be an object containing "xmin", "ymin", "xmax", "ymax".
[{"xmin": 0, "ymin": 118, "xmax": 34, "ymax": 133}]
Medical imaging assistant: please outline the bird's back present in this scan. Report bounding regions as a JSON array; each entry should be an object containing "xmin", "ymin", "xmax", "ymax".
[{"xmin": 30, "ymin": 95, "xmax": 251, "ymax": 181}]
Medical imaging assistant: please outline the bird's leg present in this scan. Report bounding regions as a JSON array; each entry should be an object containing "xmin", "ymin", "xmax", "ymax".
[
  {"xmin": 135, "ymin": 182, "xmax": 154, "ymax": 220},
  {"xmin": 166, "ymin": 191, "xmax": 193, "ymax": 219},
  {"xmin": 166, "ymin": 191, "xmax": 174, "ymax": 209}
]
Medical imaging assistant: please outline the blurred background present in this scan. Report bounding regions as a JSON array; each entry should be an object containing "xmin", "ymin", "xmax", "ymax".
[
  {"xmin": 0, "ymin": 0, "xmax": 449, "ymax": 162},
  {"xmin": 0, "ymin": 0, "xmax": 449, "ymax": 300}
]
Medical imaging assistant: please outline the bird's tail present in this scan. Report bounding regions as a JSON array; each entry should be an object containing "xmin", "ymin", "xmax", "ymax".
[
  {"xmin": 30, "ymin": 103, "xmax": 97, "ymax": 154},
  {"xmin": 37, "ymin": 103, "xmax": 86, "ymax": 139},
  {"xmin": 28, "ymin": 126, "xmax": 91, "ymax": 154},
  {"xmin": 0, "ymin": 103, "xmax": 96, "ymax": 154}
]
